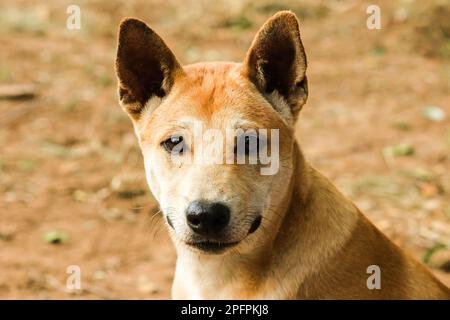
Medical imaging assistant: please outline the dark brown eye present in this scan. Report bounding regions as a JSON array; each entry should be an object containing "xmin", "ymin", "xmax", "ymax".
[
  {"xmin": 236, "ymin": 134, "xmax": 259, "ymax": 156},
  {"xmin": 245, "ymin": 135, "xmax": 259, "ymax": 155},
  {"xmin": 162, "ymin": 135, "xmax": 185, "ymax": 154}
]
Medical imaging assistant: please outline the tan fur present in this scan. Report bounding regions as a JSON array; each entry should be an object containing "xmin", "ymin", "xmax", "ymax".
[{"xmin": 115, "ymin": 12, "xmax": 450, "ymax": 299}]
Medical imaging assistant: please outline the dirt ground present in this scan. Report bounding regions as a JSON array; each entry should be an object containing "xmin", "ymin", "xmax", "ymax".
[{"xmin": 0, "ymin": 0, "xmax": 449, "ymax": 299}]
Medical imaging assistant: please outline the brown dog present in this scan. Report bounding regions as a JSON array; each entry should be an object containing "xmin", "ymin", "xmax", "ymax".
[{"xmin": 115, "ymin": 11, "xmax": 450, "ymax": 299}]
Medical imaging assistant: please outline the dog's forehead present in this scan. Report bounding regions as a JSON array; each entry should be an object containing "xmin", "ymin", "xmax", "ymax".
[
  {"xmin": 183, "ymin": 62, "xmax": 241, "ymax": 83},
  {"xmin": 179, "ymin": 62, "xmax": 247, "ymax": 108},
  {"xmin": 162, "ymin": 62, "xmax": 279, "ymax": 125},
  {"xmin": 141, "ymin": 61, "xmax": 288, "ymax": 144}
]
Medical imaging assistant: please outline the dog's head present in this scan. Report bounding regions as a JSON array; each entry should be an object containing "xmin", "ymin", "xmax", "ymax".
[{"xmin": 115, "ymin": 11, "xmax": 308, "ymax": 254}]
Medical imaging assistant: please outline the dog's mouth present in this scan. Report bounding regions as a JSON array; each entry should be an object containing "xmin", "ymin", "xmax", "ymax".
[
  {"xmin": 180, "ymin": 215, "xmax": 262, "ymax": 254},
  {"xmin": 185, "ymin": 240, "xmax": 239, "ymax": 254}
]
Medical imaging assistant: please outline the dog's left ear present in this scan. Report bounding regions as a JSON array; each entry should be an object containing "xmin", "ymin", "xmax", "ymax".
[{"xmin": 244, "ymin": 11, "xmax": 308, "ymax": 119}]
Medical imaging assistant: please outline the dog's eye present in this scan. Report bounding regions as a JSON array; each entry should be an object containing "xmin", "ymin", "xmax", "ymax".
[
  {"xmin": 245, "ymin": 136, "xmax": 258, "ymax": 155},
  {"xmin": 162, "ymin": 135, "xmax": 185, "ymax": 154},
  {"xmin": 236, "ymin": 135, "xmax": 259, "ymax": 156}
]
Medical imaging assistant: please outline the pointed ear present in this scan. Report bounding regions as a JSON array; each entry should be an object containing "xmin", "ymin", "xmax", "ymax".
[
  {"xmin": 115, "ymin": 18, "xmax": 182, "ymax": 118},
  {"xmin": 243, "ymin": 11, "xmax": 308, "ymax": 119}
]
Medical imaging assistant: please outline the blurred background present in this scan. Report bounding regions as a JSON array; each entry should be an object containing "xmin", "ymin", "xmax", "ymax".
[{"xmin": 0, "ymin": 0, "xmax": 449, "ymax": 299}]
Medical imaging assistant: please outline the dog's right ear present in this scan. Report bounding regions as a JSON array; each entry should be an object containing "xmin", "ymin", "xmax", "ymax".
[
  {"xmin": 243, "ymin": 11, "xmax": 308, "ymax": 121},
  {"xmin": 115, "ymin": 18, "xmax": 182, "ymax": 119}
]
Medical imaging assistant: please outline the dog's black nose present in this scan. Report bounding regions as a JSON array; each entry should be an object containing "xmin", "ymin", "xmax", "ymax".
[{"xmin": 186, "ymin": 201, "xmax": 230, "ymax": 236}]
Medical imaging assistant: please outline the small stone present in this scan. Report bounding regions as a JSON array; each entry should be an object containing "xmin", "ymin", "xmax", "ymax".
[
  {"xmin": 93, "ymin": 270, "xmax": 107, "ymax": 280},
  {"xmin": 422, "ymin": 106, "xmax": 446, "ymax": 122},
  {"xmin": 137, "ymin": 276, "xmax": 159, "ymax": 294}
]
